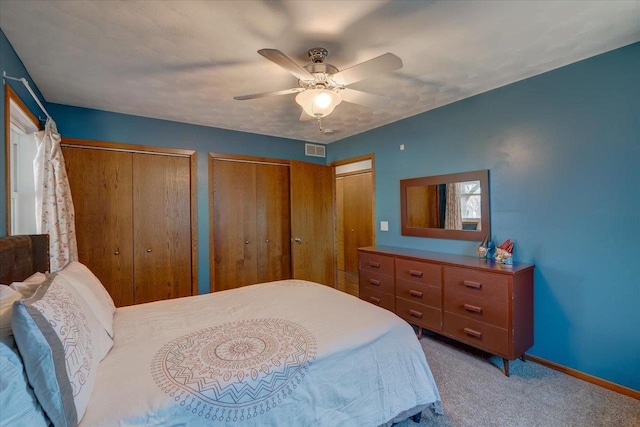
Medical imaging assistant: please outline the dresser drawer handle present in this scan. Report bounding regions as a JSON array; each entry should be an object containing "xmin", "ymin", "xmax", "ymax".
[
  {"xmin": 464, "ymin": 304, "xmax": 483, "ymax": 314},
  {"xmin": 463, "ymin": 327, "xmax": 482, "ymax": 338},
  {"xmin": 369, "ymin": 296, "xmax": 381, "ymax": 304},
  {"xmin": 409, "ymin": 290, "xmax": 423, "ymax": 298},
  {"xmin": 463, "ymin": 280, "xmax": 482, "ymax": 290},
  {"xmin": 409, "ymin": 270, "xmax": 423, "ymax": 278},
  {"xmin": 409, "ymin": 309, "xmax": 423, "ymax": 319},
  {"xmin": 368, "ymin": 261, "xmax": 381, "ymax": 268},
  {"xmin": 369, "ymin": 279, "xmax": 381, "ymax": 286}
]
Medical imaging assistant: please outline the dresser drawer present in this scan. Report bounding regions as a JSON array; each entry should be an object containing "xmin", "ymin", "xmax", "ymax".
[
  {"xmin": 359, "ymin": 252, "xmax": 394, "ymax": 275},
  {"xmin": 396, "ymin": 258, "xmax": 441, "ymax": 288},
  {"xmin": 443, "ymin": 312, "xmax": 509, "ymax": 356},
  {"xmin": 359, "ymin": 287, "xmax": 395, "ymax": 312},
  {"xmin": 444, "ymin": 291, "xmax": 508, "ymax": 328},
  {"xmin": 395, "ymin": 298, "xmax": 442, "ymax": 331},
  {"xmin": 359, "ymin": 269, "xmax": 394, "ymax": 295},
  {"xmin": 444, "ymin": 266, "xmax": 509, "ymax": 301},
  {"xmin": 396, "ymin": 279, "xmax": 441, "ymax": 309}
]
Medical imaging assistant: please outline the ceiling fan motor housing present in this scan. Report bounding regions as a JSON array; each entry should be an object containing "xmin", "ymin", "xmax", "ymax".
[
  {"xmin": 307, "ymin": 47, "xmax": 329, "ymax": 63},
  {"xmin": 301, "ymin": 48, "xmax": 339, "ymax": 89}
]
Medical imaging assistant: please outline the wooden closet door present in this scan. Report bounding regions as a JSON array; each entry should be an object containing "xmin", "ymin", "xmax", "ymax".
[
  {"xmin": 62, "ymin": 147, "xmax": 134, "ymax": 307},
  {"xmin": 335, "ymin": 177, "xmax": 345, "ymax": 271},
  {"xmin": 212, "ymin": 159, "xmax": 258, "ymax": 290},
  {"xmin": 290, "ymin": 160, "xmax": 335, "ymax": 286},
  {"xmin": 256, "ymin": 163, "xmax": 291, "ymax": 283},
  {"xmin": 133, "ymin": 153, "xmax": 192, "ymax": 303},
  {"xmin": 343, "ymin": 172, "xmax": 373, "ymax": 273}
]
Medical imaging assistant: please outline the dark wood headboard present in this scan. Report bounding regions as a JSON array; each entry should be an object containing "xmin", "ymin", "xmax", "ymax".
[{"xmin": 0, "ymin": 235, "xmax": 50, "ymax": 284}]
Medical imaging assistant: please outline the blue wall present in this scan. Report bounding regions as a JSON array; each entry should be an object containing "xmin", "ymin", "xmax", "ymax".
[{"xmin": 328, "ymin": 43, "xmax": 640, "ymax": 391}]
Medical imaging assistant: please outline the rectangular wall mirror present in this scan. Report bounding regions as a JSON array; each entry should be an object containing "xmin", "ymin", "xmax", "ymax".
[{"xmin": 400, "ymin": 170, "xmax": 490, "ymax": 241}]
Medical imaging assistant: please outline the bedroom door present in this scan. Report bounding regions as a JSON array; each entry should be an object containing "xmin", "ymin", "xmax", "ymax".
[{"xmin": 290, "ymin": 160, "xmax": 335, "ymax": 286}]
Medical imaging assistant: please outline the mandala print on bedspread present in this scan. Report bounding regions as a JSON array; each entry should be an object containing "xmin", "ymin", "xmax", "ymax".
[{"xmin": 152, "ymin": 318, "xmax": 317, "ymax": 422}]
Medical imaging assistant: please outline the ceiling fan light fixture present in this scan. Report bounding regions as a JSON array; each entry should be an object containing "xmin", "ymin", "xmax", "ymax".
[{"xmin": 295, "ymin": 88, "xmax": 342, "ymax": 118}]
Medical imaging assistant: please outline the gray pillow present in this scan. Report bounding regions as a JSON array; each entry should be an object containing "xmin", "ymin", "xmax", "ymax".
[{"xmin": 12, "ymin": 274, "xmax": 112, "ymax": 427}]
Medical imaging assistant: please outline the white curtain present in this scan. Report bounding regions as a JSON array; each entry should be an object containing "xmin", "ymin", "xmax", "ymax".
[
  {"xmin": 33, "ymin": 118, "xmax": 78, "ymax": 272},
  {"xmin": 444, "ymin": 183, "xmax": 462, "ymax": 230}
]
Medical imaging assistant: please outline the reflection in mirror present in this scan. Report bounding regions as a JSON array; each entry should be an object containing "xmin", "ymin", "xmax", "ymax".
[
  {"xmin": 400, "ymin": 170, "xmax": 489, "ymax": 241},
  {"xmin": 406, "ymin": 181, "xmax": 481, "ymax": 230}
]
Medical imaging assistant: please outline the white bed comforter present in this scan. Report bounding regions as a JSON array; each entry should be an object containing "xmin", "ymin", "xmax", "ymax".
[{"xmin": 80, "ymin": 280, "xmax": 441, "ymax": 426}]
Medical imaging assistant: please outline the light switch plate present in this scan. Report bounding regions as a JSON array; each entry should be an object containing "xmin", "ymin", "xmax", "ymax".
[{"xmin": 380, "ymin": 221, "xmax": 389, "ymax": 231}]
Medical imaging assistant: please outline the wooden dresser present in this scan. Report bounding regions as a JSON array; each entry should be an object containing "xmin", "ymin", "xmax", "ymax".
[{"xmin": 358, "ymin": 246, "xmax": 534, "ymax": 376}]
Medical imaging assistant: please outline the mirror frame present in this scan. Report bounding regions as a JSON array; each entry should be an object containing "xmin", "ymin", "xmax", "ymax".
[{"xmin": 400, "ymin": 169, "xmax": 490, "ymax": 241}]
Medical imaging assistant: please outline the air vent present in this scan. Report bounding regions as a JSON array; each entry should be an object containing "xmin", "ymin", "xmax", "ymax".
[{"xmin": 305, "ymin": 143, "xmax": 326, "ymax": 158}]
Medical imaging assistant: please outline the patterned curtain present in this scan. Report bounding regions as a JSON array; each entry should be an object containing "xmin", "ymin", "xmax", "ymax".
[
  {"xmin": 444, "ymin": 183, "xmax": 462, "ymax": 230},
  {"xmin": 33, "ymin": 118, "xmax": 78, "ymax": 272}
]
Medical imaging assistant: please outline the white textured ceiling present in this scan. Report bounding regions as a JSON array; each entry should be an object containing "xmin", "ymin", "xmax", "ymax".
[{"xmin": 1, "ymin": 1, "xmax": 639, "ymax": 144}]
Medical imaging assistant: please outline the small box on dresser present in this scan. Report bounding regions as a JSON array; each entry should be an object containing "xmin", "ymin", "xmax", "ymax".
[{"xmin": 358, "ymin": 246, "xmax": 534, "ymax": 376}]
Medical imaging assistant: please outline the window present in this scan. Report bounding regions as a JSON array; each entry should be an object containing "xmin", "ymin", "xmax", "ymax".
[
  {"xmin": 459, "ymin": 180, "xmax": 481, "ymax": 230},
  {"xmin": 6, "ymin": 88, "xmax": 39, "ymax": 235}
]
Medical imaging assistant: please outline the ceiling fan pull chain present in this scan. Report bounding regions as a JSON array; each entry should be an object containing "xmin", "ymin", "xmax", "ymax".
[{"xmin": 317, "ymin": 117, "xmax": 323, "ymax": 132}]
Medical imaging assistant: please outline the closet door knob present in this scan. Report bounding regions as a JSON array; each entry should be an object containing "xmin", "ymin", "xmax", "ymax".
[
  {"xmin": 294, "ymin": 238, "xmax": 302, "ymax": 243},
  {"xmin": 114, "ymin": 250, "xmax": 120, "ymax": 255},
  {"xmin": 245, "ymin": 241, "xmax": 250, "ymax": 245},
  {"xmin": 146, "ymin": 248, "xmax": 152, "ymax": 253},
  {"xmin": 265, "ymin": 239, "xmax": 269, "ymax": 243}
]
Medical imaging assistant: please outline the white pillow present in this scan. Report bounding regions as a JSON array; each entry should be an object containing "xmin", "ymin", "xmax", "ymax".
[
  {"xmin": 0, "ymin": 285, "xmax": 22, "ymax": 338},
  {"xmin": 9, "ymin": 272, "xmax": 47, "ymax": 299},
  {"xmin": 12, "ymin": 273, "xmax": 113, "ymax": 426},
  {"xmin": 57, "ymin": 261, "xmax": 116, "ymax": 337}
]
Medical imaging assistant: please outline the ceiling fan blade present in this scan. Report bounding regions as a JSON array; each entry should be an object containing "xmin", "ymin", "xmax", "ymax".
[
  {"xmin": 332, "ymin": 53, "xmax": 403, "ymax": 86},
  {"xmin": 258, "ymin": 49, "xmax": 315, "ymax": 82},
  {"xmin": 340, "ymin": 88, "xmax": 390, "ymax": 109},
  {"xmin": 299, "ymin": 110, "xmax": 315, "ymax": 121},
  {"xmin": 234, "ymin": 87, "xmax": 303, "ymax": 101}
]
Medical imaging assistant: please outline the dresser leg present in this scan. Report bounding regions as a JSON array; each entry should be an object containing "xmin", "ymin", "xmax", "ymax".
[
  {"xmin": 503, "ymin": 358, "xmax": 510, "ymax": 377},
  {"xmin": 519, "ymin": 354, "xmax": 526, "ymax": 362},
  {"xmin": 416, "ymin": 326, "xmax": 423, "ymax": 339}
]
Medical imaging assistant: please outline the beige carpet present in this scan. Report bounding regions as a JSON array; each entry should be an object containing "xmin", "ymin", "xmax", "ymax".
[{"xmin": 395, "ymin": 332, "xmax": 640, "ymax": 427}]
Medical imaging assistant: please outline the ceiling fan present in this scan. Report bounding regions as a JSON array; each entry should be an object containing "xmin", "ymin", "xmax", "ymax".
[{"xmin": 234, "ymin": 48, "xmax": 403, "ymax": 122}]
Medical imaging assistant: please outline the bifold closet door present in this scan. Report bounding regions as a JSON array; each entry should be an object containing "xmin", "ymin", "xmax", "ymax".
[
  {"xmin": 62, "ymin": 147, "xmax": 134, "ymax": 307},
  {"xmin": 132, "ymin": 154, "xmax": 192, "ymax": 304},
  {"xmin": 211, "ymin": 159, "xmax": 292, "ymax": 291},
  {"xmin": 343, "ymin": 172, "xmax": 373, "ymax": 273},
  {"xmin": 212, "ymin": 160, "xmax": 258, "ymax": 290},
  {"xmin": 256, "ymin": 163, "xmax": 291, "ymax": 283}
]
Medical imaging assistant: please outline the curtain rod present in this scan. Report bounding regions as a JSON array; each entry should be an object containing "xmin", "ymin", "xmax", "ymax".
[{"xmin": 3, "ymin": 71, "xmax": 51, "ymax": 120}]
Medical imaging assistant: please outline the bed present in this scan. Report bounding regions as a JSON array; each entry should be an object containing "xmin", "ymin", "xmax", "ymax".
[{"xmin": 0, "ymin": 235, "xmax": 442, "ymax": 426}]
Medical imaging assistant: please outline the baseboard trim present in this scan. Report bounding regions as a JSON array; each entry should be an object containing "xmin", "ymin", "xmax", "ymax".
[{"xmin": 525, "ymin": 354, "xmax": 639, "ymax": 400}]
